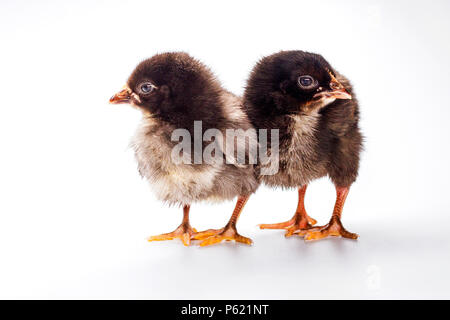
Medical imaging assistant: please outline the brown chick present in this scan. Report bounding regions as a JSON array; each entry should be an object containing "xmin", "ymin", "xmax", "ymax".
[
  {"xmin": 243, "ymin": 50, "xmax": 363, "ymax": 241},
  {"xmin": 110, "ymin": 52, "xmax": 259, "ymax": 246}
]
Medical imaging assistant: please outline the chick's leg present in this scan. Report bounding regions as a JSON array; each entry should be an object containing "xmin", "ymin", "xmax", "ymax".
[
  {"xmin": 194, "ymin": 195, "xmax": 252, "ymax": 246},
  {"xmin": 147, "ymin": 204, "xmax": 197, "ymax": 246},
  {"xmin": 303, "ymin": 186, "xmax": 358, "ymax": 241},
  {"xmin": 259, "ymin": 185, "xmax": 317, "ymax": 236}
]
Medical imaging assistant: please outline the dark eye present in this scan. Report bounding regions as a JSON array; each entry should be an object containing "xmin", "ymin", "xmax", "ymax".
[
  {"xmin": 298, "ymin": 75, "xmax": 317, "ymax": 89},
  {"xmin": 139, "ymin": 82, "xmax": 156, "ymax": 94}
]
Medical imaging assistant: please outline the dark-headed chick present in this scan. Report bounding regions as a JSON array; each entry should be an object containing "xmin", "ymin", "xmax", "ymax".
[
  {"xmin": 244, "ymin": 50, "xmax": 363, "ymax": 241},
  {"xmin": 110, "ymin": 52, "xmax": 259, "ymax": 246}
]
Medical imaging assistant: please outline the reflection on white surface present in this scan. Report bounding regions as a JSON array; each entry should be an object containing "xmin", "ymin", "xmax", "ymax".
[
  {"xmin": 1, "ymin": 214, "xmax": 450, "ymax": 299},
  {"xmin": 1, "ymin": 0, "xmax": 450, "ymax": 299}
]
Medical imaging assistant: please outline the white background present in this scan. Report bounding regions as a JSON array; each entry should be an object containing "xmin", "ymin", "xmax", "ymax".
[{"xmin": 1, "ymin": 0, "xmax": 449, "ymax": 299}]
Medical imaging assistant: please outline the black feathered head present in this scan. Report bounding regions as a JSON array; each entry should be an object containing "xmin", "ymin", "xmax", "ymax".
[
  {"xmin": 110, "ymin": 52, "xmax": 225, "ymax": 129},
  {"xmin": 244, "ymin": 50, "xmax": 351, "ymax": 117}
]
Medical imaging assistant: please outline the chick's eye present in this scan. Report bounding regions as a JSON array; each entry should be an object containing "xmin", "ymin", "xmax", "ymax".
[
  {"xmin": 298, "ymin": 75, "xmax": 316, "ymax": 89},
  {"xmin": 139, "ymin": 82, "xmax": 155, "ymax": 94}
]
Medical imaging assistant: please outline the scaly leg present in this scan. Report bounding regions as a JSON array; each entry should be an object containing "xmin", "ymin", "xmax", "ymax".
[
  {"xmin": 194, "ymin": 195, "xmax": 253, "ymax": 246},
  {"xmin": 147, "ymin": 204, "xmax": 198, "ymax": 246},
  {"xmin": 259, "ymin": 185, "xmax": 317, "ymax": 236},
  {"xmin": 303, "ymin": 186, "xmax": 358, "ymax": 241}
]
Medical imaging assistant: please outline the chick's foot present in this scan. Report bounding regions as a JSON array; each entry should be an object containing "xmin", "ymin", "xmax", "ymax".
[
  {"xmin": 259, "ymin": 213, "xmax": 317, "ymax": 234},
  {"xmin": 196, "ymin": 225, "xmax": 253, "ymax": 247},
  {"xmin": 147, "ymin": 224, "xmax": 198, "ymax": 246},
  {"xmin": 259, "ymin": 185, "xmax": 316, "ymax": 236},
  {"xmin": 302, "ymin": 216, "xmax": 358, "ymax": 241}
]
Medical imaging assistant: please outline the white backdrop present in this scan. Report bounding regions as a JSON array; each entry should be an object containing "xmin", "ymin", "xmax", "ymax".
[{"xmin": 1, "ymin": 0, "xmax": 450, "ymax": 299}]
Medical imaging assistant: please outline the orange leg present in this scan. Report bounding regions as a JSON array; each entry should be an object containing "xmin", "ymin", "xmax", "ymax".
[
  {"xmin": 259, "ymin": 185, "xmax": 317, "ymax": 237},
  {"xmin": 147, "ymin": 204, "xmax": 198, "ymax": 246},
  {"xmin": 194, "ymin": 195, "xmax": 253, "ymax": 246},
  {"xmin": 303, "ymin": 186, "xmax": 358, "ymax": 241}
]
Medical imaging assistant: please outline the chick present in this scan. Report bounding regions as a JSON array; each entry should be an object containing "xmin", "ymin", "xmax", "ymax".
[
  {"xmin": 244, "ymin": 50, "xmax": 362, "ymax": 241},
  {"xmin": 110, "ymin": 52, "xmax": 259, "ymax": 246}
]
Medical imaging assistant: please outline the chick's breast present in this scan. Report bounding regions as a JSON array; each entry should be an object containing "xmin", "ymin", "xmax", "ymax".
[{"xmin": 131, "ymin": 92, "xmax": 259, "ymax": 206}]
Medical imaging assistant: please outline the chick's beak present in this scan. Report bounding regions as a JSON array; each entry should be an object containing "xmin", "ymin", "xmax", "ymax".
[
  {"xmin": 313, "ymin": 77, "xmax": 352, "ymax": 100},
  {"xmin": 328, "ymin": 76, "xmax": 352, "ymax": 100},
  {"xmin": 327, "ymin": 85, "xmax": 352, "ymax": 100},
  {"xmin": 109, "ymin": 87, "xmax": 132, "ymax": 104}
]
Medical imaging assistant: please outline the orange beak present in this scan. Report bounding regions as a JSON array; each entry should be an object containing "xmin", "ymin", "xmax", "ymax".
[
  {"xmin": 321, "ymin": 88, "xmax": 352, "ymax": 100},
  {"xmin": 109, "ymin": 87, "xmax": 131, "ymax": 104},
  {"xmin": 314, "ymin": 74, "xmax": 352, "ymax": 100}
]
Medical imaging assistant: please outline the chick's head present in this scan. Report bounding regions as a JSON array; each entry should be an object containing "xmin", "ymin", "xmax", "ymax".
[{"xmin": 244, "ymin": 50, "xmax": 351, "ymax": 116}]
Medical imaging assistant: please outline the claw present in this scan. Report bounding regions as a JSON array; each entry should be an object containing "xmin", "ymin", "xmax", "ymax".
[{"xmin": 307, "ymin": 216, "xmax": 317, "ymax": 226}]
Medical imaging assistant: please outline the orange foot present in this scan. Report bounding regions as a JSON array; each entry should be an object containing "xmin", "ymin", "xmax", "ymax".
[
  {"xmin": 259, "ymin": 213, "xmax": 317, "ymax": 237},
  {"xmin": 303, "ymin": 217, "xmax": 358, "ymax": 241},
  {"xmin": 194, "ymin": 226, "xmax": 253, "ymax": 247},
  {"xmin": 147, "ymin": 224, "xmax": 198, "ymax": 246}
]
